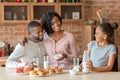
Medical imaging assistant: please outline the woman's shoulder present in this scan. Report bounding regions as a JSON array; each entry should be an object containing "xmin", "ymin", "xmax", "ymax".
[
  {"xmin": 108, "ymin": 44, "xmax": 116, "ymax": 49},
  {"xmin": 64, "ymin": 31, "xmax": 73, "ymax": 37},
  {"xmin": 88, "ymin": 41, "xmax": 97, "ymax": 45}
]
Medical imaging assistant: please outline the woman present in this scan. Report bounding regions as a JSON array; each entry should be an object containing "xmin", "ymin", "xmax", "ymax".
[
  {"xmin": 41, "ymin": 11, "xmax": 78, "ymax": 70},
  {"xmin": 86, "ymin": 22, "xmax": 118, "ymax": 72}
]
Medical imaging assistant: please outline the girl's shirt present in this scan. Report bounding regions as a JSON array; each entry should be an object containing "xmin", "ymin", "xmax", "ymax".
[{"xmin": 88, "ymin": 41, "xmax": 116, "ymax": 67}]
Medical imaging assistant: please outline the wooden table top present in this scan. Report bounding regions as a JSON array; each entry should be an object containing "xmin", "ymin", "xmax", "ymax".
[{"xmin": 0, "ymin": 67, "xmax": 120, "ymax": 80}]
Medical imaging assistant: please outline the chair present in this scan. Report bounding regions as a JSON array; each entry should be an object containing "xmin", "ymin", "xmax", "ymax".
[{"xmin": 111, "ymin": 47, "xmax": 118, "ymax": 71}]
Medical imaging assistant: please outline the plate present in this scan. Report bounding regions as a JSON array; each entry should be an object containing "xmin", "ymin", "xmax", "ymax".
[
  {"xmin": 29, "ymin": 74, "xmax": 47, "ymax": 77},
  {"xmin": 55, "ymin": 72, "xmax": 63, "ymax": 74},
  {"xmin": 14, "ymin": 72, "xmax": 29, "ymax": 75}
]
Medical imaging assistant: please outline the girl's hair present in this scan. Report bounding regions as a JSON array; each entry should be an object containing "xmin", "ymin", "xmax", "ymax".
[
  {"xmin": 100, "ymin": 22, "xmax": 118, "ymax": 43},
  {"xmin": 41, "ymin": 11, "xmax": 62, "ymax": 36},
  {"xmin": 27, "ymin": 21, "xmax": 41, "ymax": 32}
]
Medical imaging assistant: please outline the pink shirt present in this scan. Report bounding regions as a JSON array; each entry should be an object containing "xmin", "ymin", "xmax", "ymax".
[{"xmin": 43, "ymin": 31, "xmax": 77, "ymax": 70}]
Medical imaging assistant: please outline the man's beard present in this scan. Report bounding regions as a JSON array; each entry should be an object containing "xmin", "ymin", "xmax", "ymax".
[{"xmin": 31, "ymin": 36, "xmax": 43, "ymax": 42}]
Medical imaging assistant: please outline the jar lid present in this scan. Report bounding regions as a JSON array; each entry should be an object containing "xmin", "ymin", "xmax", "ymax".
[{"xmin": 0, "ymin": 41, "xmax": 5, "ymax": 47}]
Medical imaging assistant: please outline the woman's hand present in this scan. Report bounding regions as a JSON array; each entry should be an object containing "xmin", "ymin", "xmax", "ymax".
[
  {"xmin": 20, "ymin": 37, "xmax": 28, "ymax": 46},
  {"xmin": 57, "ymin": 53, "xmax": 68, "ymax": 61},
  {"xmin": 86, "ymin": 60, "xmax": 94, "ymax": 71}
]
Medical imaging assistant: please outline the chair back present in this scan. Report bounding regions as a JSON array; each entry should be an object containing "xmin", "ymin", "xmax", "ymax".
[{"xmin": 111, "ymin": 47, "xmax": 118, "ymax": 71}]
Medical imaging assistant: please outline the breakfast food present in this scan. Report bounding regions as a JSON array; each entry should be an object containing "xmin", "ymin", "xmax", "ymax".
[
  {"xmin": 23, "ymin": 66, "xmax": 30, "ymax": 74},
  {"xmin": 53, "ymin": 54, "xmax": 62, "ymax": 60},
  {"xmin": 15, "ymin": 67, "xmax": 23, "ymax": 73},
  {"xmin": 29, "ymin": 67, "xmax": 47, "ymax": 76},
  {"xmin": 15, "ymin": 66, "xmax": 30, "ymax": 74},
  {"xmin": 29, "ymin": 67, "xmax": 63, "ymax": 77},
  {"xmin": 54, "ymin": 67, "xmax": 62, "ymax": 73},
  {"xmin": 34, "ymin": 67, "xmax": 42, "ymax": 72},
  {"xmin": 37, "ymin": 71, "xmax": 45, "ymax": 76},
  {"xmin": 29, "ymin": 70, "xmax": 37, "ymax": 75},
  {"xmin": 48, "ymin": 68, "xmax": 55, "ymax": 74}
]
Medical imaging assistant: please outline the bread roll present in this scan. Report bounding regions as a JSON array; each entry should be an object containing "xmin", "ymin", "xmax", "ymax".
[
  {"xmin": 34, "ymin": 67, "xmax": 41, "ymax": 71},
  {"xmin": 29, "ymin": 70, "xmax": 37, "ymax": 75},
  {"xmin": 37, "ymin": 71, "xmax": 45, "ymax": 76}
]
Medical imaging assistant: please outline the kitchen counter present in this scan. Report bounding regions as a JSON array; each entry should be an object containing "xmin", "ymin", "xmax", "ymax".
[{"xmin": 0, "ymin": 67, "xmax": 120, "ymax": 80}]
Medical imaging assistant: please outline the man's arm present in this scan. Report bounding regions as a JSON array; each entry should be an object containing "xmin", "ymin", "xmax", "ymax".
[{"xmin": 6, "ymin": 43, "xmax": 24, "ymax": 68}]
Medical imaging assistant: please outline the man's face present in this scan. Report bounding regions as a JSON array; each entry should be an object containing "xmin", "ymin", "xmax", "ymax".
[{"xmin": 30, "ymin": 26, "xmax": 43, "ymax": 42}]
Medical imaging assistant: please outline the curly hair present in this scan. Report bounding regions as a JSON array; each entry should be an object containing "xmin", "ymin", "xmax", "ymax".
[{"xmin": 41, "ymin": 11, "xmax": 62, "ymax": 36}]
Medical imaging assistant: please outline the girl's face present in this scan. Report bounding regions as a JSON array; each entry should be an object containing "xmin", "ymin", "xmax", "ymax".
[
  {"xmin": 30, "ymin": 26, "xmax": 43, "ymax": 41},
  {"xmin": 51, "ymin": 16, "xmax": 62, "ymax": 32},
  {"xmin": 95, "ymin": 26, "xmax": 107, "ymax": 42}
]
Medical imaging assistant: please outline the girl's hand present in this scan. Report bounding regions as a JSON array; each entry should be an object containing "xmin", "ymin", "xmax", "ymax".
[{"xmin": 86, "ymin": 60, "xmax": 94, "ymax": 71}]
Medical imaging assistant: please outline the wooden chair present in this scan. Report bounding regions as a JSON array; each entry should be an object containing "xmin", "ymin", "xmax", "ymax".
[{"xmin": 111, "ymin": 47, "xmax": 118, "ymax": 71}]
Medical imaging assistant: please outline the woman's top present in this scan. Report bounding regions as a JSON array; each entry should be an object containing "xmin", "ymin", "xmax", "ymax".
[{"xmin": 43, "ymin": 31, "xmax": 78, "ymax": 70}]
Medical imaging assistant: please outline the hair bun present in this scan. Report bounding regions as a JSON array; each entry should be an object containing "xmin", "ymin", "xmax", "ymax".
[{"xmin": 111, "ymin": 22, "xmax": 118, "ymax": 29}]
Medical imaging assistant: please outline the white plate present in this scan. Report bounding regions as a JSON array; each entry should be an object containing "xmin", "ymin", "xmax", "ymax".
[
  {"xmin": 55, "ymin": 72, "xmax": 63, "ymax": 74},
  {"xmin": 14, "ymin": 72, "xmax": 29, "ymax": 75}
]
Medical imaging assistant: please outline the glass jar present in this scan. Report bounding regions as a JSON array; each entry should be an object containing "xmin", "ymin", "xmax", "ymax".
[
  {"xmin": 39, "ymin": 0, "xmax": 46, "ymax": 2},
  {"xmin": 16, "ymin": 0, "xmax": 21, "ymax": 2},
  {"xmin": 32, "ymin": 0, "xmax": 38, "ymax": 2},
  {"xmin": 47, "ymin": 0, "xmax": 54, "ymax": 2},
  {"xmin": 21, "ymin": 0, "xmax": 26, "ymax": 2},
  {"xmin": 66, "ymin": 0, "xmax": 71, "ymax": 2},
  {"xmin": 13, "ymin": 13, "xmax": 18, "ymax": 20},
  {"xmin": 56, "ymin": 0, "xmax": 60, "ymax": 2}
]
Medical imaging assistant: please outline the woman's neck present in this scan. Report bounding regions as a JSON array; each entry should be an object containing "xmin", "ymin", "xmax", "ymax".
[
  {"xmin": 98, "ymin": 41, "xmax": 109, "ymax": 47},
  {"xmin": 52, "ymin": 30, "xmax": 64, "ymax": 42},
  {"xmin": 52, "ymin": 30, "xmax": 63, "ymax": 36}
]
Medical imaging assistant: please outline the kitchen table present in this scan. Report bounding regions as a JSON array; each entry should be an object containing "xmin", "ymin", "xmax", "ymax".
[{"xmin": 0, "ymin": 67, "xmax": 120, "ymax": 80}]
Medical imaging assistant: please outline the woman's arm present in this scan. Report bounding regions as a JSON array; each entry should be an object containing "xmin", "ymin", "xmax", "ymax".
[{"xmin": 66, "ymin": 33, "xmax": 78, "ymax": 60}]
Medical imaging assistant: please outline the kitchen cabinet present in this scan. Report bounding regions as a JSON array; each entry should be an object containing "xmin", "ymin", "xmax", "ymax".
[
  {"xmin": 0, "ymin": 0, "xmax": 84, "ymax": 23},
  {"xmin": 1, "ymin": 3, "xmax": 30, "ymax": 23}
]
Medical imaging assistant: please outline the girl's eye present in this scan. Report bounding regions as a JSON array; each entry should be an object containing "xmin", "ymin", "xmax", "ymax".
[{"xmin": 52, "ymin": 23, "xmax": 54, "ymax": 25}]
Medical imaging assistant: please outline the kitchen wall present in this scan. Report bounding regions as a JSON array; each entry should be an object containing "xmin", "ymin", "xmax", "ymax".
[
  {"xmin": 0, "ymin": 0, "xmax": 120, "ymax": 56},
  {"xmin": 85, "ymin": 0, "xmax": 120, "ymax": 54}
]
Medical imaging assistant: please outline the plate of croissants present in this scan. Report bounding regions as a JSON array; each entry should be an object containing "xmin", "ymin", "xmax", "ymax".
[{"xmin": 29, "ymin": 67, "xmax": 63, "ymax": 77}]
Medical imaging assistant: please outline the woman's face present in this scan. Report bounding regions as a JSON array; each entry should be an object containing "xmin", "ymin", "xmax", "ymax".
[
  {"xmin": 95, "ymin": 26, "xmax": 107, "ymax": 42},
  {"xmin": 51, "ymin": 16, "xmax": 62, "ymax": 32}
]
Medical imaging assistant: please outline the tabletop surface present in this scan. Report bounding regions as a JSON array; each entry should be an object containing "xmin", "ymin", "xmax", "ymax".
[{"xmin": 0, "ymin": 67, "xmax": 120, "ymax": 80}]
